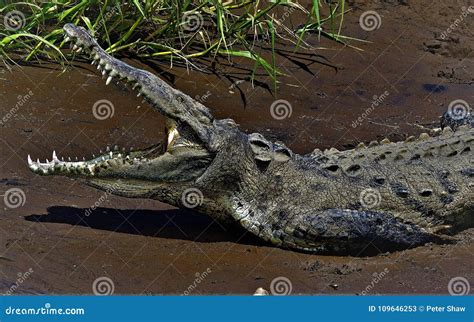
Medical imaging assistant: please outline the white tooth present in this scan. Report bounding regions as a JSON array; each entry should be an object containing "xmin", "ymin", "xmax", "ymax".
[
  {"xmin": 46, "ymin": 158, "xmax": 49, "ymax": 164},
  {"xmin": 168, "ymin": 128, "xmax": 179, "ymax": 147},
  {"xmin": 132, "ymin": 83, "xmax": 139, "ymax": 90},
  {"xmin": 61, "ymin": 157, "xmax": 64, "ymax": 161},
  {"xmin": 28, "ymin": 154, "xmax": 33, "ymax": 165},
  {"xmin": 91, "ymin": 60, "xmax": 96, "ymax": 65},
  {"xmin": 73, "ymin": 44, "xmax": 79, "ymax": 50},
  {"xmin": 68, "ymin": 157, "xmax": 71, "ymax": 161},
  {"xmin": 37, "ymin": 158, "xmax": 40, "ymax": 164},
  {"xmin": 76, "ymin": 47, "xmax": 82, "ymax": 53},
  {"xmin": 53, "ymin": 150, "xmax": 59, "ymax": 162},
  {"xmin": 102, "ymin": 70, "xmax": 106, "ymax": 76},
  {"xmin": 114, "ymin": 145, "xmax": 118, "ymax": 151},
  {"xmin": 101, "ymin": 157, "xmax": 105, "ymax": 161},
  {"xmin": 109, "ymin": 152, "xmax": 113, "ymax": 158},
  {"xmin": 106, "ymin": 76, "xmax": 112, "ymax": 85},
  {"xmin": 137, "ymin": 92, "xmax": 141, "ymax": 97},
  {"xmin": 97, "ymin": 64, "xmax": 101, "ymax": 70},
  {"xmin": 65, "ymin": 36, "xmax": 71, "ymax": 42},
  {"xmin": 106, "ymin": 146, "xmax": 110, "ymax": 152}
]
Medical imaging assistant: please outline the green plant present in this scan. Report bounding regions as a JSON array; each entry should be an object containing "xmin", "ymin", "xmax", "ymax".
[{"xmin": 0, "ymin": 0, "xmax": 351, "ymax": 84}]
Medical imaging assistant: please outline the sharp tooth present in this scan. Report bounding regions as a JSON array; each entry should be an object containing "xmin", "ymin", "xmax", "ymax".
[
  {"xmin": 102, "ymin": 70, "xmax": 106, "ymax": 76},
  {"xmin": 91, "ymin": 60, "xmax": 96, "ymax": 66},
  {"xmin": 68, "ymin": 157, "xmax": 71, "ymax": 161},
  {"xmin": 137, "ymin": 92, "xmax": 141, "ymax": 97},
  {"xmin": 65, "ymin": 36, "xmax": 71, "ymax": 42},
  {"xmin": 114, "ymin": 145, "xmax": 118, "ymax": 151},
  {"xmin": 99, "ymin": 149, "xmax": 103, "ymax": 154},
  {"xmin": 52, "ymin": 150, "xmax": 59, "ymax": 162},
  {"xmin": 28, "ymin": 154, "xmax": 33, "ymax": 165},
  {"xmin": 76, "ymin": 47, "xmax": 82, "ymax": 53},
  {"xmin": 73, "ymin": 44, "xmax": 79, "ymax": 51},
  {"xmin": 37, "ymin": 158, "xmax": 40, "ymax": 164},
  {"xmin": 46, "ymin": 158, "xmax": 49, "ymax": 164},
  {"xmin": 83, "ymin": 157, "xmax": 86, "ymax": 161},
  {"xmin": 106, "ymin": 146, "xmax": 110, "ymax": 152},
  {"xmin": 61, "ymin": 157, "xmax": 64, "ymax": 161},
  {"xmin": 109, "ymin": 151, "xmax": 113, "ymax": 158},
  {"xmin": 106, "ymin": 76, "xmax": 112, "ymax": 85},
  {"xmin": 168, "ymin": 128, "xmax": 179, "ymax": 147},
  {"xmin": 132, "ymin": 83, "xmax": 139, "ymax": 90},
  {"xmin": 97, "ymin": 64, "xmax": 101, "ymax": 70}
]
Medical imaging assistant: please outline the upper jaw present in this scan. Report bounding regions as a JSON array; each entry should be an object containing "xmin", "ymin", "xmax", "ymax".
[{"xmin": 63, "ymin": 23, "xmax": 217, "ymax": 151}]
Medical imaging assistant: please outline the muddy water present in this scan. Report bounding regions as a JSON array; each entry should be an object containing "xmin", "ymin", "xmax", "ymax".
[{"xmin": 1, "ymin": 0, "xmax": 473, "ymax": 294}]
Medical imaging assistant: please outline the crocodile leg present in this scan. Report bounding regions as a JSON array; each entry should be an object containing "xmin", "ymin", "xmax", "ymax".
[{"xmin": 250, "ymin": 209, "xmax": 453, "ymax": 254}]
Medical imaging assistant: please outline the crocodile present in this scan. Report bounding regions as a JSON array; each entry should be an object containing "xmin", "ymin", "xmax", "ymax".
[{"xmin": 28, "ymin": 24, "xmax": 473, "ymax": 254}]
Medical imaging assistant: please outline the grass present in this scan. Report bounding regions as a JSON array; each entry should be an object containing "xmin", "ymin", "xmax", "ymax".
[{"xmin": 0, "ymin": 0, "xmax": 351, "ymax": 85}]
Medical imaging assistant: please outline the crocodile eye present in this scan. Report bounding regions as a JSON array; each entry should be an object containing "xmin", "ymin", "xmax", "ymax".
[
  {"xmin": 248, "ymin": 133, "xmax": 273, "ymax": 171},
  {"xmin": 273, "ymin": 142, "xmax": 292, "ymax": 162}
]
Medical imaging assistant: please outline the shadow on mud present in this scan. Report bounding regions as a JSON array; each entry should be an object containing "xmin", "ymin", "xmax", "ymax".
[{"xmin": 25, "ymin": 206, "xmax": 263, "ymax": 246}]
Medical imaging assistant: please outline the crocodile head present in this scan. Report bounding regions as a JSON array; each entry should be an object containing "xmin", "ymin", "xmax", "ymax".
[{"xmin": 28, "ymin": 24, "xmax": 253, "ymax": 214}]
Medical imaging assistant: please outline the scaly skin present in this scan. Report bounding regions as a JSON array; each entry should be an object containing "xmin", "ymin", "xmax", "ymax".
[{"xmin": 28, "ymin": 24, "xmax": 473, "ymax": 254}]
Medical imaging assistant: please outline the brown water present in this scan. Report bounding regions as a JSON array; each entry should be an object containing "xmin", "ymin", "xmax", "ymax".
[{"xmin": 0, "ymin": 0, "xmax": 473, "ymax": 294}]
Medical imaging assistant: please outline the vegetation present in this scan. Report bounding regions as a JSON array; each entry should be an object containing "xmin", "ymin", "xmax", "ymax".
[{"xmin": 1, "ymin": 0, "xmax": 352, "ymax": 82}]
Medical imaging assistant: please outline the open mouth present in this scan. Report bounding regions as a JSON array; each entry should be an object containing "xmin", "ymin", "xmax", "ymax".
[
  {"xmin": 28, "ymin": 24, "xmax": 209, "ymax": 178},
  {"xmin": 27, "ymin": 120, "xmax": 180, "ymax": 176}
]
